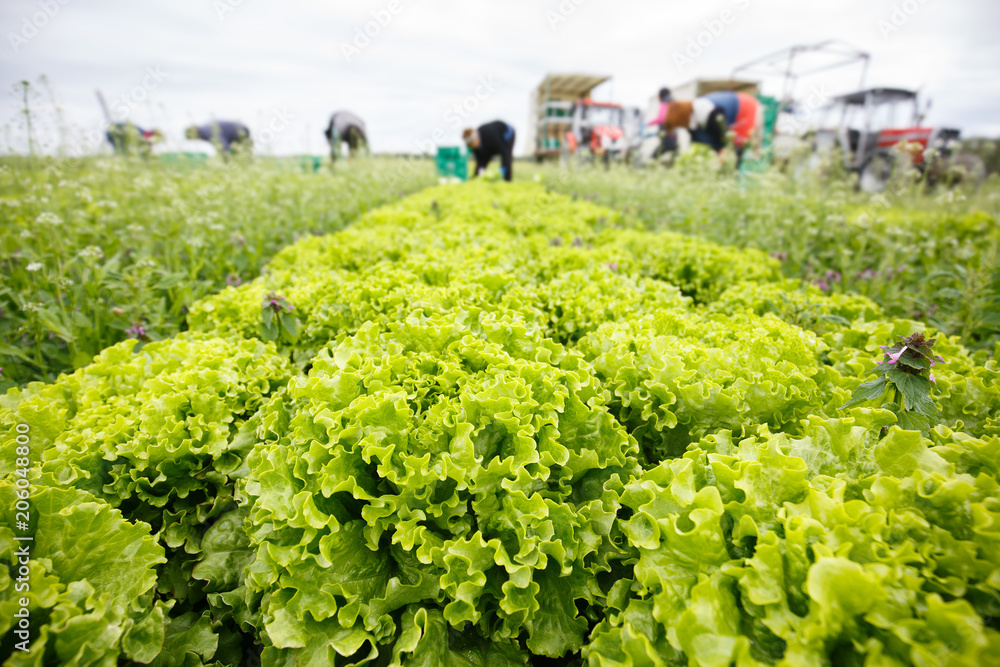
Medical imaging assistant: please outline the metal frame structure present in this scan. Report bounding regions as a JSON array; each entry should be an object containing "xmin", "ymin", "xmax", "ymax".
[{"xmin": 730, "ymin": 40, "xmax": 870, "ymax": 105}]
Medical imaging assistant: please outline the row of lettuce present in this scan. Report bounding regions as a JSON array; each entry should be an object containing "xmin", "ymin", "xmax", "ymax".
[
  {"xmin": 533, "ymin": 161, "xmax": 1000, "ymax": 353},
  {"xmin": 2, "ymin": 182, "xmax": 999, "ymax": 666}
]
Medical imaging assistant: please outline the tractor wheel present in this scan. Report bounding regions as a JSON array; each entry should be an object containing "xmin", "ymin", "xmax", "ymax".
[
  {"xmin": 943, "ymin": 153, "xmax": 986, "ymax": 189},
  {"xmin": 859, "ymin": 151, "xmax": 895, "ymax": 192}
]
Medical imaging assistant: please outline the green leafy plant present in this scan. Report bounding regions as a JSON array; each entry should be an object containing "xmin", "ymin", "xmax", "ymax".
[
  {"xmin": 4, "ymin": 181, "xmax": 999, "ymax": 666},
  {"xmin": 259, "ymin": 292, "xmax": 299, "ymax": 344},
  {"xmin": 842, "ymin": 331, "xmax": 945, "ymax": 434}
]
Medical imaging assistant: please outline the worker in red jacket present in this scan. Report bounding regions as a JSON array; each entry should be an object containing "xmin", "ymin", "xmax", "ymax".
[
  {"xmin": 462, "ymin": 121, "xmax": 516, "ymax": 182},
  {"xmin": 105, "ymin": 122, "xmax": 162, "ymax": 156},
  {"xmin": 654, "ymin": 90, "xmax": 760, "ymax": 167}
]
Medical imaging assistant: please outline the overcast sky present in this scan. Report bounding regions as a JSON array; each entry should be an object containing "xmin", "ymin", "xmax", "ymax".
[{"xmin": 1, "ymin": 0, "xmax": 998, "ymax": 156}]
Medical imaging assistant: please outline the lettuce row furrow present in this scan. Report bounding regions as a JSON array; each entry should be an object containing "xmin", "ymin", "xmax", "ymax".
[{"xmin": 1, "ymin": 182, "xmax": 998, "ymax": 666}]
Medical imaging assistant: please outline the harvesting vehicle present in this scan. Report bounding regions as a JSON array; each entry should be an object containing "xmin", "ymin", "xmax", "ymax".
[
  {"xmin": 564, "ymin": 99, "xmax": 628, "ymax": 164},
  {"xmin": 529, "ymin": 73, "xmax": 610, "ymax": 161},
  {"xmin": 528, "ymin": 74, "xmax": 631, "ymax": 164},
  {"xmin": 811, "ymin": 87, "xmax": 984, "ymax": 191}
]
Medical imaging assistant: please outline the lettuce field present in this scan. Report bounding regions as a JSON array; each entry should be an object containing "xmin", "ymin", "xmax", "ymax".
[{"xmin": 2, "ymin": 162, "xmax": 1000, "ymax": 666}]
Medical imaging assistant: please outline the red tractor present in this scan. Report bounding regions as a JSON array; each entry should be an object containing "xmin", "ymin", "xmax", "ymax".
[
  {"xmin": 812, "ymin": 88, "xmax": 984, "ymax": 191},
  {"xmin": 564, "ymin": 99, "xmax": 627, "ymax": 165}
]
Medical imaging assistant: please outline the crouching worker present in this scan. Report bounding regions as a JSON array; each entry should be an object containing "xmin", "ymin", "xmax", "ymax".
[
  {"xmin": 659, "ymin": 91, "xmax": 760, "ymax": 167},
  {"xmin": 106, "ymin": 122, "xmax": 162, "ymax": 157},
  {"xmin": 324, "ymin": 111, "xmax": 369, "ymax": 163},
  {"xmin": 462, "ymin": 121, "xmax": 515, "ymax": 182},
  {"xmin": 185, "ymin": 120, "xmax": 252, "ymax": 157}
]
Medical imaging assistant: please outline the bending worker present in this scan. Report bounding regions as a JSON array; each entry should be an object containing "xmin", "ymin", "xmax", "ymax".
[
  {"xmin": 324, "ymin": 111, "xmax": 368, "ymax": 163},
  {"xmin": 462, "ymin": 121, "xmax": 515, "ymax": 182},
  {"xmin": 185, "ymin": 120, "xmax": 252, "ymax": 155},
  {"xmin": 105, "ymin": 122, "xmax": 162, "ymax": 156},
  {"xmin": 654, "ymin": 90, "xmax": 760, "ymax": 167},
  {"xmin": 647, "ymin": 87, "xmax": 678, "ymax": 159}
]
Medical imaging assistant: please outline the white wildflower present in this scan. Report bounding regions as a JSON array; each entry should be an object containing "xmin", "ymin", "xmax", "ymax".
[
  {"xmin": 35, "ymin": 212, "xmax": 63, "ymax": 225},
  {"xmin": 79, "ymin": 246, "xmax": 104, "ymax": 261},
  {"xmin": 26, "ymin": 262, "xmax": 43, "ymax": 272}
]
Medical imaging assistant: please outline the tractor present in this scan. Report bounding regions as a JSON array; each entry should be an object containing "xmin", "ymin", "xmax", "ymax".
[{"xmin": 811, "ymin": 87, "xmax": 984, "ymax": 191}]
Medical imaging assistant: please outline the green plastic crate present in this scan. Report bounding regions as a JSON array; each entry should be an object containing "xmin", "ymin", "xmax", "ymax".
[
  {"xmin": 436, "ymin": 147, "xmax": 467, "ymax": 181},
  {"xmin": 300, "ymin": 155, "xmax": 322, "ymax": 173}
]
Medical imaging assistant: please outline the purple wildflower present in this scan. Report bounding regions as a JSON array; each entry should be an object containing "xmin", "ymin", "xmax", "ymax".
[
  {"xmin": 572, "ymin": 237, "xmax": 584, "ymax": 248},
  {"xmin": 771, "ymin": 252, "xmax": 788, "ymax": 262},
  {"xmin": 126, "ymin": 323, "xmax": 149, "ymax": 340},
  {"xmin": 878, "ymin": 333, "xmax": 944, "ymax": 378},
  {"xmin": 855, "ymin": 268, "xmax": 877, "ymax": 281},
  {"xmin": 606, "ymin": 262, "xmax": 619, "ymax": 272},
  {"xmin": 226, "ymin": 274, "xmax": 244, "ymax": 288},
  {"xmin": 550, "ymin": 237, "xmax": 562, "ymax": 247},
  {"xmin": 816, "ymin": 280, "xmax": 830, "ymax": 292},
  {"xmin": 263, "ymin": 292, "xmax": 294, "ymax": 314}
]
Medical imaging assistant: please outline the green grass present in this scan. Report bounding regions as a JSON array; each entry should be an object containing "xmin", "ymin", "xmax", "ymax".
[{"xmin": 0, "ymin": 155, "xmax": 435, "ymax": 387}]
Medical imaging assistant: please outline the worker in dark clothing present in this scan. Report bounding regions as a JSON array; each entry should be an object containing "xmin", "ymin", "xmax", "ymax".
[
  {"xmin": 105, "ymin": 122, "xmax": 162, "ymax": 156},
  {"xmin": 185, "ymin": 120, "xmax": 252, "ymax": 155},
  {"xmin": 462, "ymin": 121, "xmax": 515, "ymax": 182},
  {"xmin": 324, "ymin": 111, "xmax": 368, "ymax": 163}
]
